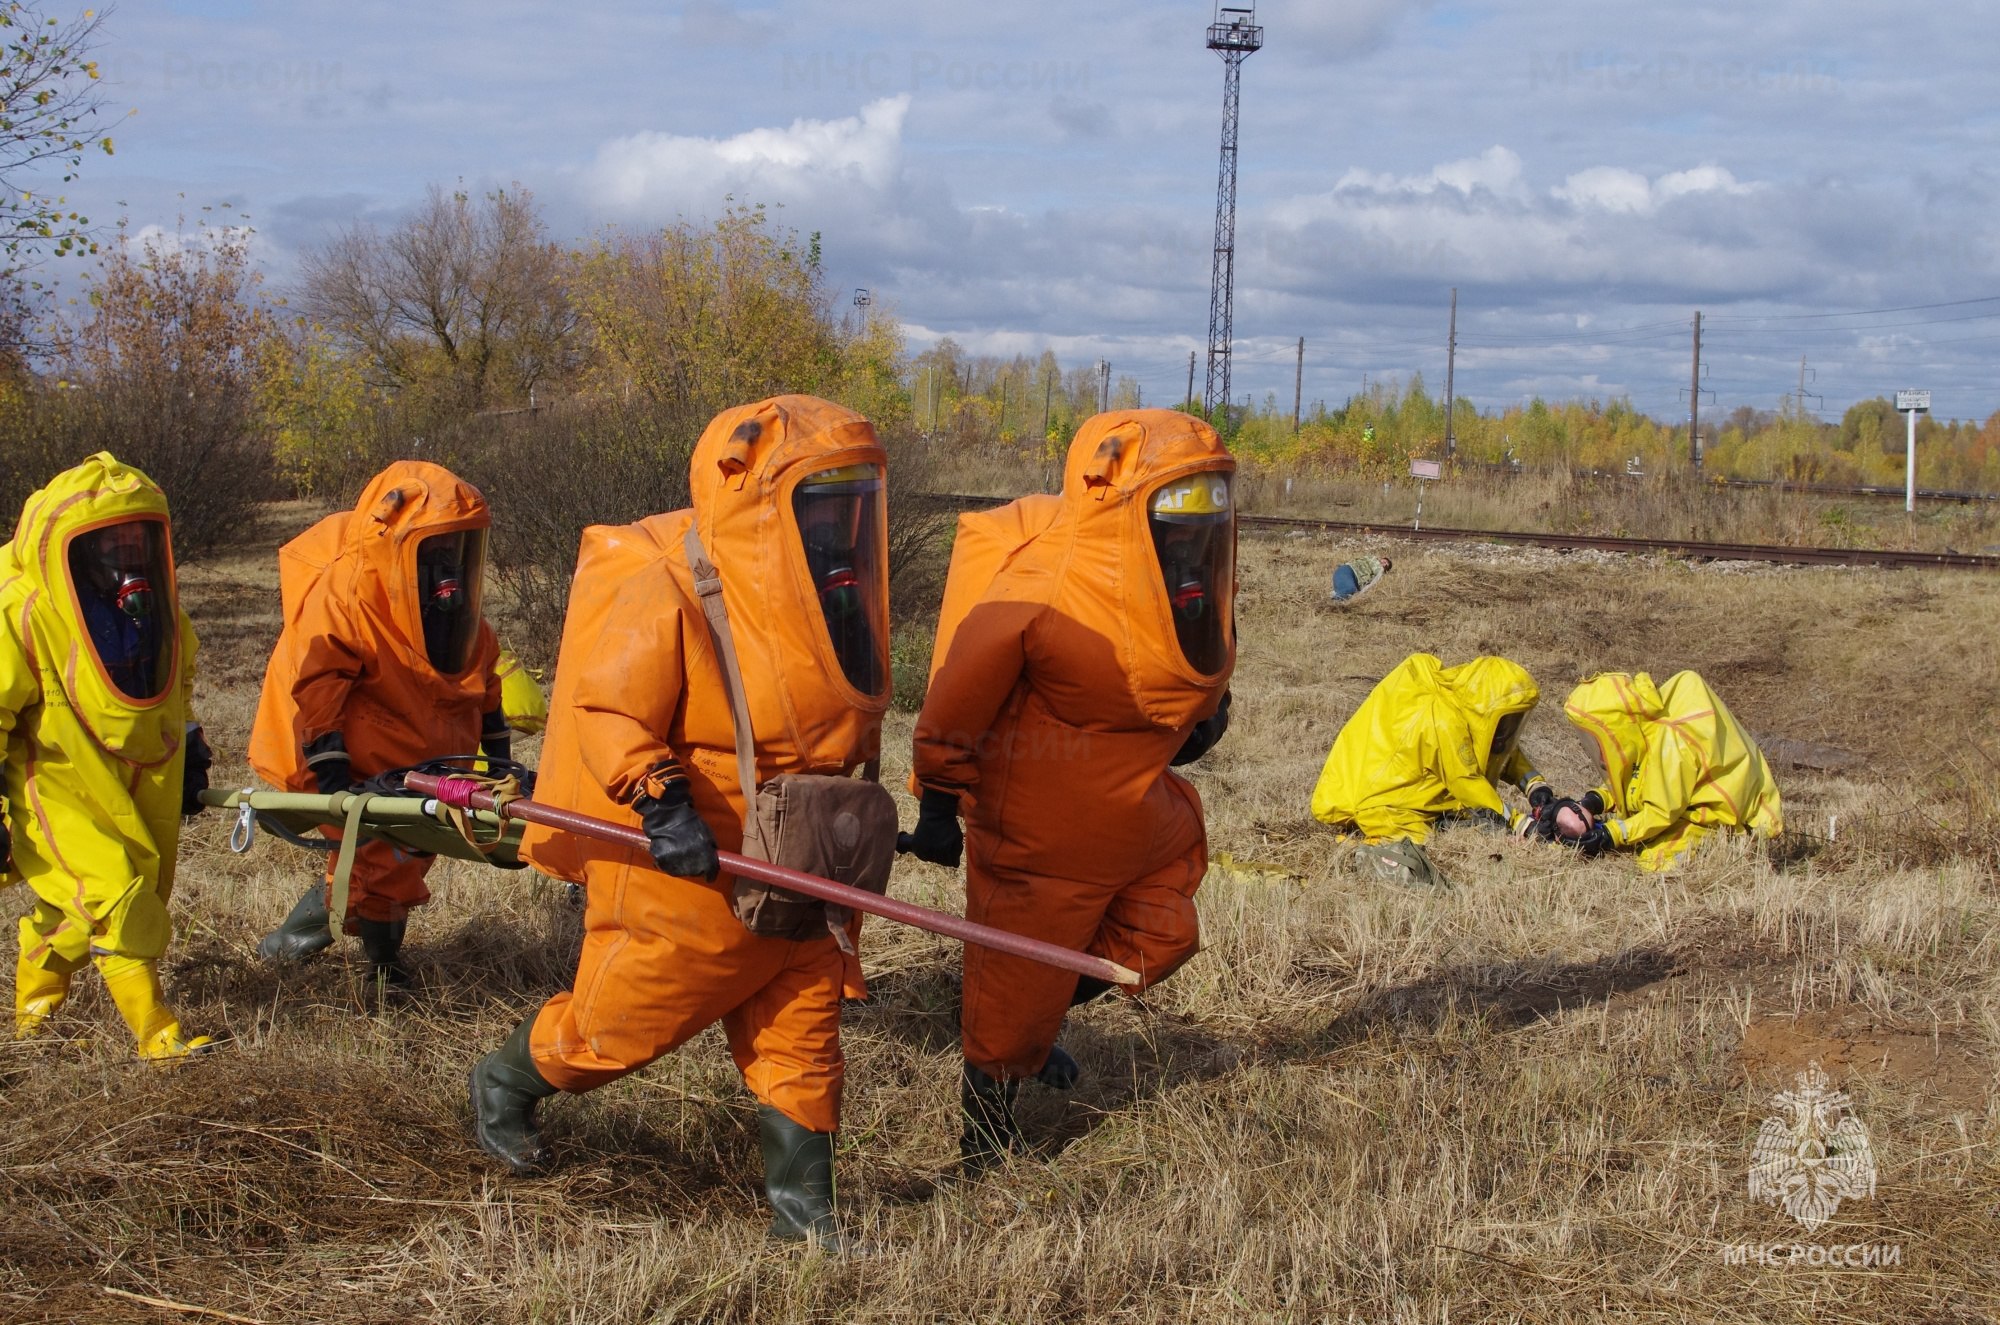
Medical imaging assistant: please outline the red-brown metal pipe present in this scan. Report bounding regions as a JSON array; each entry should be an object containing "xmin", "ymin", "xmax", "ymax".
[{"xmin": 404, "ymin": 772, "xmax": 1140, "ymax": 985}]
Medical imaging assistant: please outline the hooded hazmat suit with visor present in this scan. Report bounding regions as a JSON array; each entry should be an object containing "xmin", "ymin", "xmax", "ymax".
[
  {"xmin": 1309, "ymin": 653, "xmax": 1549, "ymax": 844},
  {"xmin": 909, "ymin": 408, "xmax": 1235, "ymax": 1163},
  {"xmin": 248, "ymin": 461, "xmax": 504, "ymax": 971},
  {"xmin": 1, "ymin": 452, "xmax": 212, "ymax": 1059},
  {"xmin": 468, "ymin": 395, "xmax": 891, "ymax": 1245},
  {"xmin": 1562, "ymin": 670, "xmax": 1782, "ymax": 870}
]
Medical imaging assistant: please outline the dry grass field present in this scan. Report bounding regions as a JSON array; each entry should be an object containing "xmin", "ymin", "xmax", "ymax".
[
  {"xmin": 3, "ymin": 501, "xmax": 1997, "ymax": 1324},
  {"xmin": 932, "ymin": 448, "xmax": 2000, "ymax": 557}
]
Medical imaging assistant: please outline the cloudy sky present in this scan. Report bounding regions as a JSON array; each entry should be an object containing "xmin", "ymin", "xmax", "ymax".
[{"xmin": 68, "ymin": 0, "xmax": 2000, "ymax": 421}]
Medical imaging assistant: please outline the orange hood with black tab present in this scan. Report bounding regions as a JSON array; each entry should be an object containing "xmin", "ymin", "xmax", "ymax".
[{"xmin": 249, "ymin": 460, "xmax": 500, "ymax": 788}]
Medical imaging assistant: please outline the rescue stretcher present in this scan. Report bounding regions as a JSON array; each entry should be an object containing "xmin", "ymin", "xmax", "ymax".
[{"xmin": 196, "ymin": 776, "xmax": 1140, "ymax": 984}]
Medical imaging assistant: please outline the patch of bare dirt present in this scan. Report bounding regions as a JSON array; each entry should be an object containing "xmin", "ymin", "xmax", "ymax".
[{"xmin": 1732, "ymin": 1007, "xmax": 1992, "ymax": 1112}]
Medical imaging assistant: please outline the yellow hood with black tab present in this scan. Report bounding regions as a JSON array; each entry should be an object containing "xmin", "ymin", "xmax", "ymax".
[
  {"xmin": 1310, "ymin": 653, "xmax": 1541, "ymax": 844},
  {"xmin": 0, "ymin": 452, "xmax": 197, "ymax": 962},
  {"xmin": 1564, "ymin": 670, "xmax": 1781, "ymax": 870}
]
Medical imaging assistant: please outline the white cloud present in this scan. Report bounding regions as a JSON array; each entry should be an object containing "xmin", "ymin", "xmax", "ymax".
[
  {"xmin": 1260, "ymin": 146, "xmax": 1796, "ymax": 301},
  {"xmin": 1332, "ymin": 145, "xmax": 1526, "ymax": 199},
  {"xmin": 583, "ymin": 95, "xmax": 912, "ymax": 216},
  {"xmin": 1550, "ymin": 166, "xmax": 1654, "ymax": 213},
  {"xmin": 121, "ymin": 221, "xmax": 260, "ymax": 258},
  {"xmin": 1554, "ymin": 163, "xmax": 1758, "ymax": 213}
]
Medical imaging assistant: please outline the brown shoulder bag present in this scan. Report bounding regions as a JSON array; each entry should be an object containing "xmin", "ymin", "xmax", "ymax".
[{"xmin": 684, "ymin": 527, "xmax": 898, "ymax": 948}]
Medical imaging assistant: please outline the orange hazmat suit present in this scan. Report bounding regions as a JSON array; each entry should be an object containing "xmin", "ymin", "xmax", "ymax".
[
  {"xmin": 519, "ymin": 395, "xmax": 891, "ymax": 1134},
  {"xmin": 249, "ymin": 461, "xmax": 502, "ymax": 924},
  {"xmin": 1, "ymin": 452, "xmax": 211, "ymax": 1057},
  {"xmin": 1309, "ymin": 654, "xmax": 1546, "ymax": 844},
  {"xmin": 912, "ymin": 409, "xmax": 1235, "ymax": 1081},
  {"xmin": 1563, "ymin": 670, "xmax": 1782, "ymax": 870}
]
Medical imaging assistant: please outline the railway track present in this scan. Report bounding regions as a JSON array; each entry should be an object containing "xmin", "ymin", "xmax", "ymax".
[
  {"xmin": 922, "ymin": 493, "xmax": 2000, "ymax": 572},
  {"xmin": 1718, "ymin": 476, "xmax": 2000, "ymax": 505}
]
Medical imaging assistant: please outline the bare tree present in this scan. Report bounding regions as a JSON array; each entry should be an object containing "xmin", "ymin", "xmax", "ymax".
[
  {"xmin": 0, "ymin": 223, "xmax": 277, "ymax": 555},
  {"xmin": 300, "ymin": 185, "xmax": 578, "ymax": 411},
  {"xmin": 0, "ymin": 2, "xmax": 123, "ymax": 356}
]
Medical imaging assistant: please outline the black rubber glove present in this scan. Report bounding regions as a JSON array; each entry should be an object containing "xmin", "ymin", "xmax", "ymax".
[
  {"xmin": 481, "ymin": 709, "xmax": 511, "ymax": 766},
  {"xmin": 304, "ymin": 731, "xmax": 353, "ymax": 796},
  {"xmin": 1527, "ymin": 784, "xmax": 1553, "ymax": 812},
  {"xmin": 1171, "ymin": 690, "xmax": 1232, "ymax": 767},
  {"xmin": 1581, "ymin": 790, "xmax": 1606, "ymax": 817},
  {"xmin": 897, "ymin": 786, "xmax": 964, "ymax": 868},
  {"xmin": 181, "ymin": 724, "xmax": 213, "ymax": 817},
  {"xmin": 635, "ymin": 781, "xmax": 719, "ymax": 880},
  {"xmin": 1530, "ymin": 797, "xmax": 1587, "ymax": 842},
  {"xmin": 1575, "ymin": 822, "xmax": 1613, "ymax": 857}
]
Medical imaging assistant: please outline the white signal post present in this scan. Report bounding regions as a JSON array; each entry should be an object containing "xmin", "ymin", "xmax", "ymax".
[
  {"xmin": 1409, "ymin": 457, "xmax": 1441, "ymax": 530},
  {"xmin": 1895, "ymin": 389, "xmax": 1931, "ymax": 512}
]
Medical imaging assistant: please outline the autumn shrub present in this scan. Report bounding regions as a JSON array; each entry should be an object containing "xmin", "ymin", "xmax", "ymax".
[
  {"xmin": 447, "ymin": 398, "xmax": 694, "ymax": 667},
  {"xmin": 1, "ymin": 225, "xmax": 276, "ymax": 557}
]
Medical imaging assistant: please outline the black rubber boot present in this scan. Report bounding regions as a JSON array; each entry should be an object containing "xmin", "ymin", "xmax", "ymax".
[
  {"xmin": 1069, "ymin": 976, "xmax": 1112, "ymax": 1007},
  {"xmin": 1034, "ymin": 1043, "xmax": 1081, "ymax": 1090},
  {"xmin": 256, "ymin": 881, "xmax": 334, "ymax": 964},
  {"xmin": 758, "ymin": 1104, "xmax": 851, "ymax": 1249},
  {"xmin": 469, "ymin": 1016, "xmax": 558, "ymax": 1175},
  {"xmin": 959, "ymin": 1060, "xmax": 1022, "ymax": 1173},
  {"xmin": 356, "ymin": 917, "xmax": 411, "ymax": 987}
]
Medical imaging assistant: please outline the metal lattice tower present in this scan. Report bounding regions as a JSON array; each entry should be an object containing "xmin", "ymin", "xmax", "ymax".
[{"xmin": 1203, "ymin": 4, "xmax": 1262, "ymax": 418}]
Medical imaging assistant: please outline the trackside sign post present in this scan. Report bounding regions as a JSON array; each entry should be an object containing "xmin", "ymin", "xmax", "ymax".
[
  {"xmin": 1409, "ymin": 457, "xmax": 1442, "ymax": 530},
  {"xmin": 1895, "ymin": 390, "xmax": 1930, "ymax": 513}
]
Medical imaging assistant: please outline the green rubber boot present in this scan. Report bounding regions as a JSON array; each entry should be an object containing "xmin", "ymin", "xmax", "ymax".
[
  {"xmin": 959, "ymin": 1060, "xmax": 1022, "ymax": 1173},
  {"xmin": 356, "ymin": 917, "xmax": 411, "ymax": 987},
  {"xmin": 758, "ymin": 1104, "xmax": 851, "ymax": 1250},
  {"xmin": 256, "ymin": 880, "xmax": 334, "ymax": 964},
  {"xmin": 469, "ymin": 1016, "xmax": 558, "ymax": 1175}
]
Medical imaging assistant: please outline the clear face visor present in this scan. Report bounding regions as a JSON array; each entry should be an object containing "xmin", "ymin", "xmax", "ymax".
[
  {"xmin": 67, "ymin": 519, "xmax": 174, "ymax": 701},
  {"xmin": 415, "ymin": 528, "xmax": 486, "ymax": 675},
  {"xmin": 792, "ymin": 464, "xmax": 888, "ymax": 696},
  {"xmin": 1489, "ymin": 711, "xmax": 1525, "ymax": 774},
  {"xmin": 1148, "ymin": 474, "xmax": 1235, "ymax": 675}
]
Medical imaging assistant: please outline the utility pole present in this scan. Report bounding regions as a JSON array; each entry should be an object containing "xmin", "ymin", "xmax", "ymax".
[
  {"xmin": 1292, "ymin": 335, "xmax": 1304, "ymax": 433},
  {"xmin": 1443, "ymin": 287, "xmax": 1458, "ymax": 458},
  {"xmin": 1042, "ymin": 375, "xmax": 1053, "ymax": 439},
  {"xmin": 1688, "ymin": 310, "xmax": 1703, "ymax": 471},
  {"xmin": 1097, "ymin": 359, "xmax": 1110, "ymax": 413},
  {"xmin": 1786, "ymin": 356, "xmax": 1821, "ymax": 418},
  {"xmin": 1186, "ymin": 351, "xmax": 1196, "ymax": 409},
  {"xmin": 1203, "ymin": 5, "xmax": 1263, "ymax": 416}
]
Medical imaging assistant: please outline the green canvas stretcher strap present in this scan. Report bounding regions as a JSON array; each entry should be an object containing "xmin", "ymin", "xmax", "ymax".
[
  {"xmin": 328, "ymin": 791, "xmax": 372, "ymax": 933},
  {"xmin": 197, "ymin": 788, "xmax": 528, "ymax": 868}
]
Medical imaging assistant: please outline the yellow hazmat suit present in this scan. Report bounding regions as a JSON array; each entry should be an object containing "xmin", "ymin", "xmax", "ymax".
[
  {"xmin": 0, "ymin": 453, "xmax": 210, "ymax": 1058},
  {"xmin": 1310, "ymin": 654, "xmax": 1546, "ymax": 843},
  {"xmin": 1563, "ymin": 670, "xmax": 1782, "ymax": 870},
  {"xmin": 495, "ymin": 646, "xmax": 548, "ymax": 734}
]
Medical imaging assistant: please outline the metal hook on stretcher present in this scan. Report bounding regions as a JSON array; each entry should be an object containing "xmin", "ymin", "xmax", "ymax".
[{"xmin": 229, "ymin": 789, "xmax": 258, "ymax": 853}]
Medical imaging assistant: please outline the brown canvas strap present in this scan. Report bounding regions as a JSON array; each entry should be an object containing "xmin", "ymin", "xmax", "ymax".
[{"xmin": 684, "ymin": 524, "xmax": 769, "ymax": 854}]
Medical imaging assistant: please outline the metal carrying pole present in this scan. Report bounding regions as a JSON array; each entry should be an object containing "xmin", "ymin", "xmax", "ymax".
[{"xmin": 403, "ymin": 773, "xmax": 1141, "ymax": 985}]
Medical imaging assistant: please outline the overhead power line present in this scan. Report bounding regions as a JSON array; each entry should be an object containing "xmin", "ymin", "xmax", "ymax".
[{"xmin": 1704, "ymin": 294, "xmax": 2000, "ymax": 323}]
